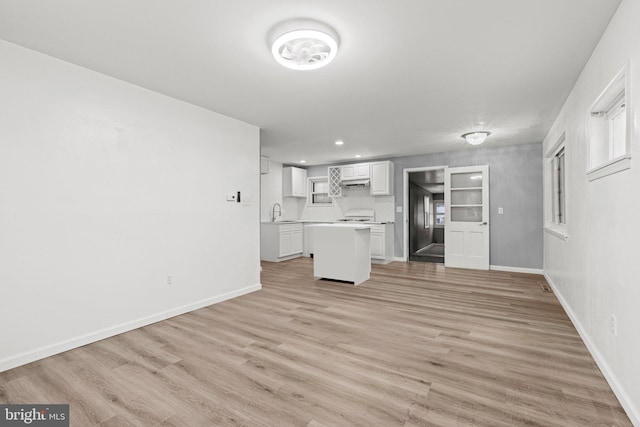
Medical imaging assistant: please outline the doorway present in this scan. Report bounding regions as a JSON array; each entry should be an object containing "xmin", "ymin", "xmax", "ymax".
[{"xmin": 406, "ymin": 168, "xmax": 445, "ymax": 263}]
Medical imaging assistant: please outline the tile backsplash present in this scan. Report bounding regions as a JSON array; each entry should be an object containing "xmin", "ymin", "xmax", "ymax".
[
  {"xmin": 261, "ymin": 165, "xmax": 395, "ymax": 223},
  {"xmin": 299, "ymin": 186, "xmax": 395, "ymax": 222},
  {"xmin": 260, "ymin": 160, "xmax": 283, "ymax": 222}
]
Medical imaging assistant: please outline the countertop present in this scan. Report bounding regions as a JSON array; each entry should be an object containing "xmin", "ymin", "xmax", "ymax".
[
  {"xmin": 297, "ymin": 220, "xmax": 394, "ymax": 225},
  {"xmin": 306, "ymin": 223, "xmax": 372, "ymax": 229},
  {"xmin": 262, "ymin": 220, "xmax": 394, "ymax": 225}
]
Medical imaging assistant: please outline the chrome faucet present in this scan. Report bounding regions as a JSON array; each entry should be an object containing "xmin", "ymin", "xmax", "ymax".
[{"xmin": 271, "ymin": 203, "xmax": 282, "ymax": 222}]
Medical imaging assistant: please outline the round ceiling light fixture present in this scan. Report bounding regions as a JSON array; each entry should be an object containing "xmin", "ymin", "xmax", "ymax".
[
  {"xmin": 272, "ymin": 29, "xmax": 338, "ymax": 70},
  {"xmin": 461, "ymin": 131, "xmax": 491, "ymax": 145}
]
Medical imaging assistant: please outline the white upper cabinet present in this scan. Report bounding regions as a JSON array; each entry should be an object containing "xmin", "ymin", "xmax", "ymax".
[
  {"xmin": 341, "ymin": 163, "xmax": 370, "ymax": 180},
  {"xmin": 370, "ymin": 161, "xmax": 394, "ymax": 195},
  {"xmin": 260, "ymin": 156, "xmax": 270, "ymax": 174},
  {"xmin": 283, "ymin": 166, "xmax": 307, "ymax": 197}
]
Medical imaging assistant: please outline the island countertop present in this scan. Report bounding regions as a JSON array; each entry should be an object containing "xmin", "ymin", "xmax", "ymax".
[{"xmin": 306, "ymin": 223, "xmax": 372, "ymax": 229}]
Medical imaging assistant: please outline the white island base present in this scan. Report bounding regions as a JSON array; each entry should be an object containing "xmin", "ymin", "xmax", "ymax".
[{"xmin": 308, "ymin": 224, "xmax": 371, "ymax": 285}]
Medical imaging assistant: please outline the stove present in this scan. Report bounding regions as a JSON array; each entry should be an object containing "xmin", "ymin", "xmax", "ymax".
[{"xmin": 337, "ymin": 209, "xmax": 375, "ymax": 223}]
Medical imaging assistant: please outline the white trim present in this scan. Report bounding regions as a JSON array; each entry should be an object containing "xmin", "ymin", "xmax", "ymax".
[
  {"xmin": 0, "ymin": 283, "xmax": 262, "ymax": 373},
  {"xmin": 403, "ymin": 166, "xmax": 448, "ymax": 261},
  {"xmin": 393, "ymin": 256, "xmax": 406, "ymax": 262},
  {"xmin": 545, "ymin": 132, "xmax": 566, "ymax": 158},
  {"xmin": 544, "ymin": 225, "xmax": 569, "ymax": 241},
  {"xmin": 587, "ymin": 154, "xmax": 631, "ymax": 181},
  {"xmin": 544, "ymin": 273, "xmax": 640, "ymax": 426},
  {"xmin": 490, "ymin": 265, "xmax": 543, "ymax": 275}
]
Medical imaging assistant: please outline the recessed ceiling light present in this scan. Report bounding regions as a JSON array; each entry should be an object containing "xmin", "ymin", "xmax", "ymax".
[
  {"xmin": 461, "ymin": 131, "xmax": 491, "ymax": 146},
  {"xmin": 354, "ymin": 154, "xmax": 362, "ymax": 158},
  {"xmin": 335, "ymin": 140, "xmax": 344, "ymax": 146},
  {"xmin": 272, "ymin": 29, "xmax": 338, "ymax": 71},
  {"xmin": 299, "ymin": 160, "xmax": 307, "ymax": 163}
]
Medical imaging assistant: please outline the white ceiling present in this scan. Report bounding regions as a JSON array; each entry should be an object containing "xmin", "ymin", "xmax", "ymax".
[{"xmin": 0, "ymin": 0, "xmax": 622, "ymax": 165}]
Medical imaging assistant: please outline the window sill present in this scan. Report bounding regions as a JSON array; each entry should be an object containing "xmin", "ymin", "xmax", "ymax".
[
  {"xmin": 544, "ymin": 226, "xmax": 568, "ymax": 242},
  {"xmin": 587, "ymin": 155, "xmax": 631, "ymax": 181}
]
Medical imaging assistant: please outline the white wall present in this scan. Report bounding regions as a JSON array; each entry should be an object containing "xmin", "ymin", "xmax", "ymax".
[
  {"xmin": 260, "ymin": 160, "xmax": 284, "ymax": 222},
  {"xmin": 0, "ymin": 40, "xmax": 261, "ymax": 371},
  {"xmin": 260, "ymin": 161, "xmax": 301, "ymax": 222},
  {"xmin": 543, "ymin": 1, "xmax": 639, "ymax": 424}
]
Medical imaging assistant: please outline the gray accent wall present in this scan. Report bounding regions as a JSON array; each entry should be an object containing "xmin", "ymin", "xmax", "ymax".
[
  {"xmin": 392, "ymin": 143, "xmax": 543, "ymax": 269},
  {"xmin": 305, "ymin": 142, "xmax": 543, "ymax": 269}
]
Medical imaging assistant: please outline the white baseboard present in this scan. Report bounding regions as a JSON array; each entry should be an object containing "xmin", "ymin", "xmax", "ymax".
[
  {"xmin": 0, "ymin": 283, "xmax": 261, "ymax": 373},
  {"xmin": 544, "ymin": 273, "xmax": 640, "ymax": 426},
  {"xmin": 490, "ymin": 265, "xmax": 543, "ymax": 275},
  {"xmin": 393, "ymin": 257, "xmax": 406, "ymax": 262}
]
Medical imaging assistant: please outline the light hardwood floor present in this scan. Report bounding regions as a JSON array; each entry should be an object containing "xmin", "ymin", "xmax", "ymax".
[{"xmin": 0, "ymin": 258, "xmax": 631, "ymax": 426}]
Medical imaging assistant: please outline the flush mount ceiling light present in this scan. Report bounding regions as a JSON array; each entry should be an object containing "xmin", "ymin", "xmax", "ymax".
[
  {"xmin": 335, "ymin": 140, "xmax": 344, "ymax": 146},
  {"xmin": 272, "ymin": 29, "xmax": 338, "ymax": 70},
  {"xmin": 461, "ymin": 131, "xmax": 491, "ymax": 145}
]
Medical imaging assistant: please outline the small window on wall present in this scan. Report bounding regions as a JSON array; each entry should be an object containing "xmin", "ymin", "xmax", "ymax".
[
  {"xmin": 307, "ymin": 177, "xmax": 332, "ymax": 206},
  {"xmin": 424, "ymin": 196, "xmax": 430, "ymax": 228},
  {"xmin": 434, "ymin": 201, "xmax": 445, "ymax": 227},
  {"xmin": 587, "ymin": 64, "xmax": 631, "ymax": 181},
  {"xmin": 552, "ymin": 147, "xmax": 566, "ymax": 224},
  {"xmin": 545, "ymin": 133, "xmax": 568, "ymax": 240}
]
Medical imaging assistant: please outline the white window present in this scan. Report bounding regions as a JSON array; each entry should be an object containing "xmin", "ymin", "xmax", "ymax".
[
  {"xmin": 307, "ymin": 177, "xmax": 332, "ymax": 206},
  {"xmin": 545, "ymin": 133, "xmax": 568, "ymax": 240},
  {"xmin": 587, "ymin": 64, "xmax": 631, "ymax": 181},
  {"xmin": 424, "ymin": 196, "xmax": 430, "ymax": 228},
  {"xmin": 551, "ymin": 147, "xmax": 566, "ymax": 225},
  {"xmin": 434, "ymin": 201, "xmax": 445, "ymax": 227}
]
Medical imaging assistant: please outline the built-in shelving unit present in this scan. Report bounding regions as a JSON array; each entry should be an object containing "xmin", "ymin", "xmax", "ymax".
[{"xmin": 328, "ymin": 166, "xmax": 342, "ymax": 197}]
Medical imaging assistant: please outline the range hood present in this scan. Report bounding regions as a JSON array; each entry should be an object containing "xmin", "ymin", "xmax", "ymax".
[{"xmin": 340, "ymin": 178, "xmax": 370, "ymax": 188}]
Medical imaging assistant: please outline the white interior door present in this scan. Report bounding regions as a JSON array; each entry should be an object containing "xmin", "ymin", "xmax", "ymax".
[{"xmin": 444, "ymin": 165, "xmax": 489, "ymax": 269}]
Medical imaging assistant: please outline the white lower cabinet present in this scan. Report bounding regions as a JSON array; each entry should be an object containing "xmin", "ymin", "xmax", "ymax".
[
  {"xmin": 369, "ymin": 224, "xmax": 394, "ymax": 263},
  {"xmin": 261, "ymin": 222, "xmax": 303, "ymax": 262},
  {"xmin": 370, "ymin": 231, "xmax": 385, "ymax": 258}
]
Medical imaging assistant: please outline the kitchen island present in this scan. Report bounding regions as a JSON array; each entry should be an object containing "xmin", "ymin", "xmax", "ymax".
[{"xmin": 308, "ymin": 223, "xmax": 371, "ymax": 285}]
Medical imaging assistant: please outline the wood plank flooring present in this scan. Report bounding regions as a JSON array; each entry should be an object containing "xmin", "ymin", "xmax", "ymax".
[{"xmin": 0, "ymin": 258, "xmax": 631, "ymax": 426}]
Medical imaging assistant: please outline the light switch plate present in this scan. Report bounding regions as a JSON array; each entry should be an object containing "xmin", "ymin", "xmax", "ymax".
[{"xmin": 498, "ymin": 207, "xmax": 504, "ymax": 214}]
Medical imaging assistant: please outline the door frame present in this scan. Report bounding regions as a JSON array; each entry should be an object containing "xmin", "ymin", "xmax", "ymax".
[{"xmin": 402, "ymin": 165, "xmax": 448, "ymax": 261}]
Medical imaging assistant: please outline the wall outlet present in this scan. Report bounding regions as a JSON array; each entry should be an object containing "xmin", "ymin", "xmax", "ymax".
[
  {"xmin": 498, "ymin": 207, "xmax": 504, "ymax": 214},
  {"xmin": 610, "ymin": 314, "xmax": 617, "ymax": 336},
  {"xmin": 167, "ymin": 275, "xmax": 172, "ymax": 285}
]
